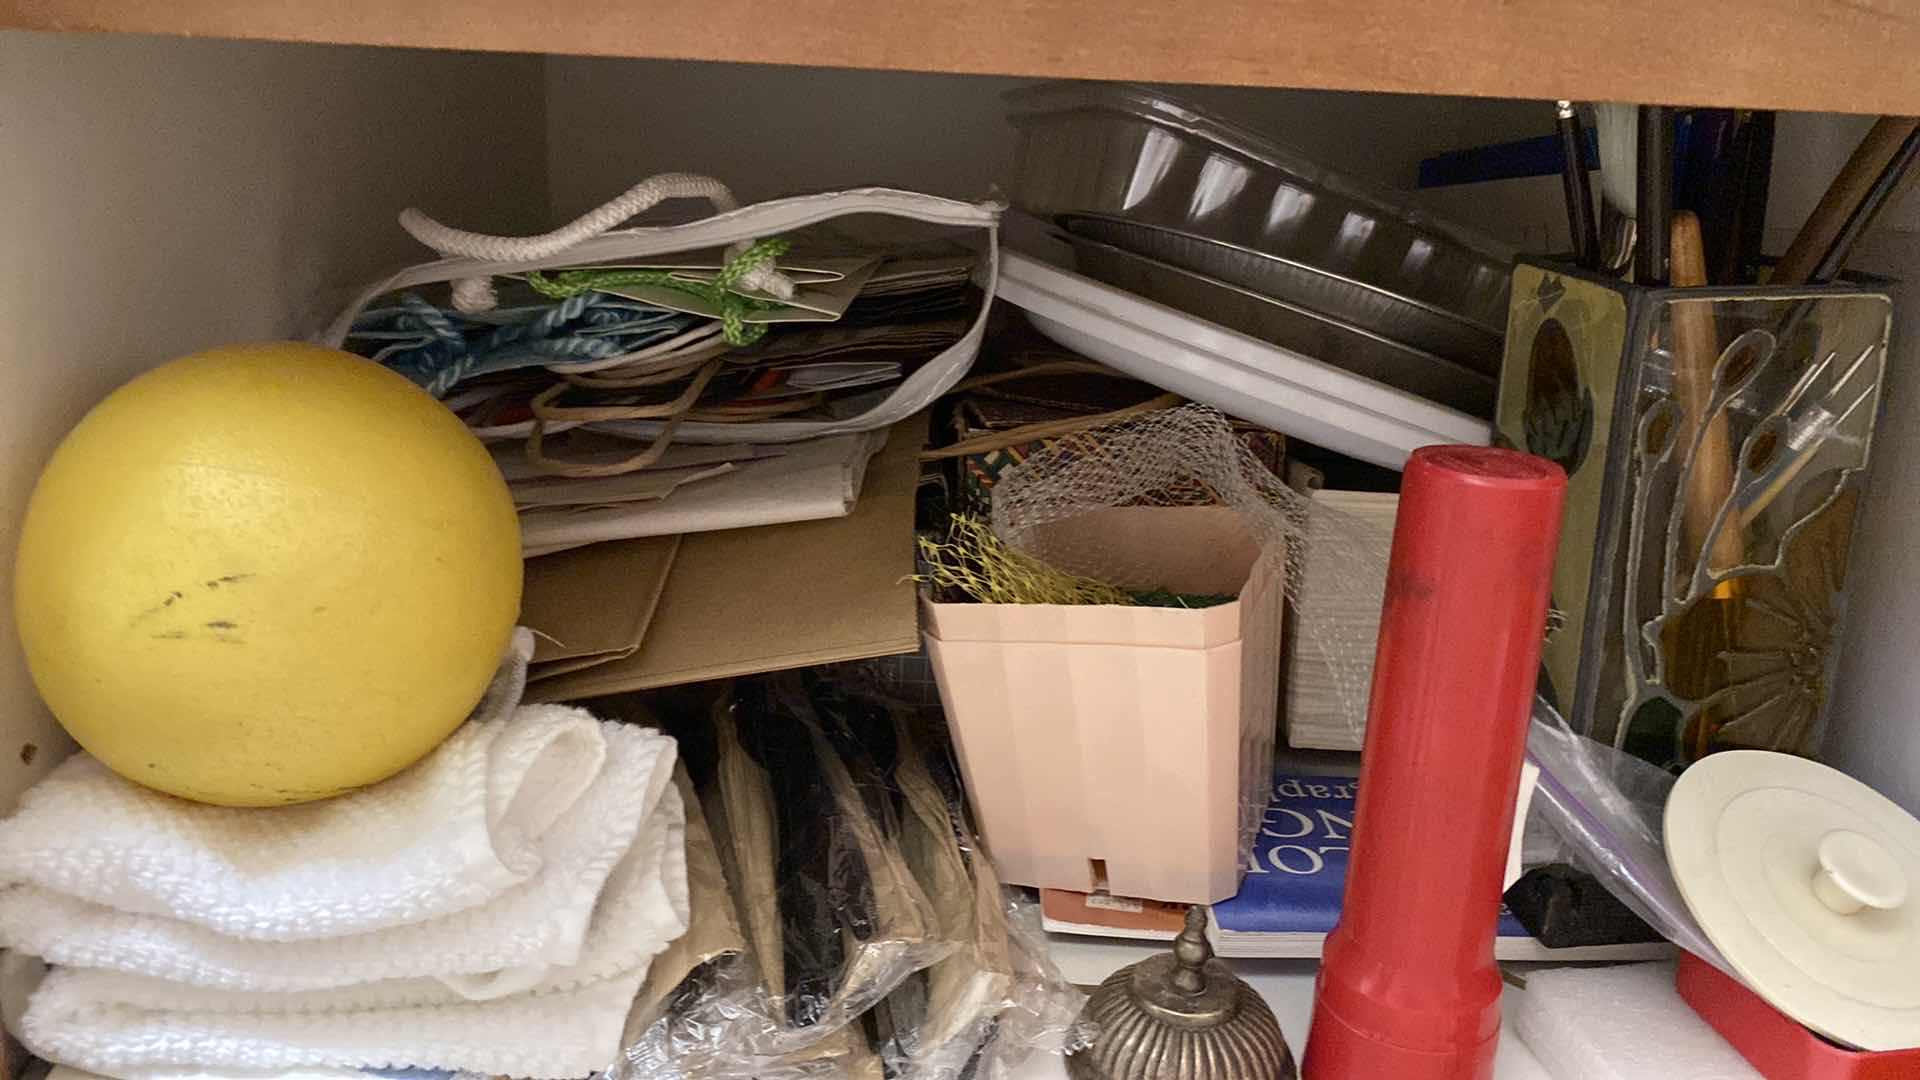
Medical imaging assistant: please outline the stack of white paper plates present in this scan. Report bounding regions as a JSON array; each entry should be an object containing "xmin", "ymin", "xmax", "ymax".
[{"xmin": 994, "ymin": 251, "xmax": 1491, "ymax": 471}]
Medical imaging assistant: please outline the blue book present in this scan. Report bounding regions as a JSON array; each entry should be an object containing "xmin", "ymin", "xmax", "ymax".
[{"xmin": 1209, "ymin": 771, "xmax": 1662, "ymax": 961}]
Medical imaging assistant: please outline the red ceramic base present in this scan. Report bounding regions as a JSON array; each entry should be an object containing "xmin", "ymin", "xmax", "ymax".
[{"xmin": 1676, "ymin": 950, "xmax": 1920, "ymax": 1080}]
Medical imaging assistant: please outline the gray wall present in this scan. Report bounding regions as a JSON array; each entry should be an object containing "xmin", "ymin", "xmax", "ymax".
[
  {"xmin": 0, "ymin": 31, "xmax": 548, "ymax": 807},
  {"xmin": 542, "ymin": 56, "xmax": 1553, "ymax": 212}
]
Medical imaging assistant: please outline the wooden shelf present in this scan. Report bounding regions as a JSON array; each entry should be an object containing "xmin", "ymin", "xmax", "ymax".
[{"xmin": 8, "ymin": 0, "xmax": 1920, "ymax": 115}]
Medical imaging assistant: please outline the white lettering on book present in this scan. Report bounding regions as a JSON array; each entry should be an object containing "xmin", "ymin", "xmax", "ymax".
[{"xmin": 1245, "ymin": 793, "xmax": 1355, "ymax": 875}]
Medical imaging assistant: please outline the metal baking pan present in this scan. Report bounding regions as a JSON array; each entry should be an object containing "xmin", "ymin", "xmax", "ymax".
[
  {"xmin": 1066, "ymin": 234, "xmax": 1497, "ymax": 418},
  {"xmin": 1007, "ymin": 81, "xmax": 1514, "ymax": 334},
  {"xmin": 1059, "ymin": 213, "xmax": 1504, "ymax": 377}
]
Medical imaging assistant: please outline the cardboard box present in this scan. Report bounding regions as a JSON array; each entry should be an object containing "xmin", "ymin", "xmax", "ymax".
[{"xmin": 923, "ymin": 505, "xmax": 1282, "ymax": 904}]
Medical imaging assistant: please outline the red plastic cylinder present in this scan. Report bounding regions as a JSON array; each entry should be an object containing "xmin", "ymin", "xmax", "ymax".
[{"xmin": 1302, "ymin": 445, "xmax": 1566, "ymax": 1080}]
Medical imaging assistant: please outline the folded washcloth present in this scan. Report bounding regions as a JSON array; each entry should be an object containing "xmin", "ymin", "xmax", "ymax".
[
  {"xmin": 0, "ymin": 633, "xmax": 603, "ymax": 942},
  {"xmin": 0, "ymin": 624, "xmax": 692, "ymax": 1080},
  {"xmin": 20, "ymin": 780, "xmax": 691, "ymax": 1076},
  {"xmin": 20, "ymin": 782, "xmax": 688, "ymax": 1080},
  {"xmin": 440, "ymin": 759, "xmax": 687, "ymax": 1000},
  {"xmin": 26, "ymin": 965, "xmax": 643, "ymax": 1080},
  {"xmin": 0, "ymin": 714, "xmax": 677, "ymax": 994}
]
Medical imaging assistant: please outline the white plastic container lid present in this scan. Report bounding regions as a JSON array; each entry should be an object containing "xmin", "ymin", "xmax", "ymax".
[
  {"xmin": 994, "ymin": 250, "xmax": 1491, "ymax": 471},
  {"xmin": 1666, "ymin": 749, "xmax": 1920, "ymax": 1051}
]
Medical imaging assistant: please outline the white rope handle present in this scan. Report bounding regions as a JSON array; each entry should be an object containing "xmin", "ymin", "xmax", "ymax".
[{"xmin": 398, "ymin": 172, "xmax": 795, "ymax": 313}]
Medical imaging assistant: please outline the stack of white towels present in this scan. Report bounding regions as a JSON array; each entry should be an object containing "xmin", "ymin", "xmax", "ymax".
[{"xmin": 0, "ymin": 633, "xmax": 688, "ymax": 1080}]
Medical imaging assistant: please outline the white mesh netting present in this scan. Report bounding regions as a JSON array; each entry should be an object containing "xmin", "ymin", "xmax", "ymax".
[{"xmin": 988, "ymin": 404, "xmax": 1391, "ymax": 756}]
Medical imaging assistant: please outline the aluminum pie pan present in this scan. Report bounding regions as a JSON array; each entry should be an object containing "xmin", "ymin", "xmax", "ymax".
[
  {"xmin": 1006, "ymin": 81, "xmax": 1513, "ymax": 333},
  {"xmin": 1061, "ymin": 212, "xmax": 1503, "ymax": 376},
  {"xmin": 1066, "ymin": 234, "xmax": 1496, "ymax": 419}
]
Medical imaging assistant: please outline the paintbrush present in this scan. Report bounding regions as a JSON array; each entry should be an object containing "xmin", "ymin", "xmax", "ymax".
[
  {"xmin": 1705, "ymin": 110, "xmax": 1775, "ymax": 284},
  {"xmin": 1773, "ymin": 116, "xmax": 1920, "ymax": 286},
  {"xmin": 1727, "ymin": 118, "xmax": 1920, "ymax": 528},
  {"xmin": 1637, "ymin": 107, "xmax": 1675, "ymax": 286},
  {"xmin": 1593, "ymin": 102, "xmax": 1640, "ymax": 272},
  {"xmin": 1556, "ymin": 101, "xmax": 1601, "ymax": 269},
  {"xmin": 1663, "ymin": 211, "xmax": 1747, "ymax": 760}
]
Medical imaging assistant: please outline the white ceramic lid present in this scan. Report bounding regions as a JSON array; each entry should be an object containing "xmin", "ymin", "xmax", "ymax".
[{"xmin": 1667, "ymin": 750, "xmax": 1920, "ymax": 1051}]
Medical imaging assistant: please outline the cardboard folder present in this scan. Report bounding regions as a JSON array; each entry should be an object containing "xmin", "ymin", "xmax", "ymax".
[
  {"xmin": 519, "ymin": 534, "xmax": 682, "ymax": 680},
  {"xmin": 524, "ymin": 413, "xmax": 924, "ymax": 702}
]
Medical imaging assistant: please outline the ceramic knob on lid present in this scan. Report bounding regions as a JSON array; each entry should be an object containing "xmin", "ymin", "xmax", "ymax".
[
  {"xmin": 1812, "ymin": 829, "xmax": 1908, "ymax": 916},
  {"xmin": 1068, "ymin": 907, "xmax": 1297, "ymax": 1080},
  {"xmin": 1667, "ymin": 750, "xmax": 1920, "ymax": 1051}
]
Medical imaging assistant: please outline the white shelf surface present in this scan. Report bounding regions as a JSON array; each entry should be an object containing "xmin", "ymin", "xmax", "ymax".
[
  {"xmin": 1010, "ymin": 933, "xmax": 1552, "ymax": 1079},
  {"xmin": 36, "ymin": 937, "xmax": 1553, "ymax": 1079}
]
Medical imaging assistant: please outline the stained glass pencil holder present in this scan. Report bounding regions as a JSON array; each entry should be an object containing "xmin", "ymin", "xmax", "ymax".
[{"xmin": 1496, "ymin": 259, "xmax": 1891, "ymax": 769}]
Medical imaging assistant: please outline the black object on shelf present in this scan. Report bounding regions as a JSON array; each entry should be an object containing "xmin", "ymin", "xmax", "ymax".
[{"xmin": 1504, "ymin": 864, "xmax": 1666, "ymax": 948}]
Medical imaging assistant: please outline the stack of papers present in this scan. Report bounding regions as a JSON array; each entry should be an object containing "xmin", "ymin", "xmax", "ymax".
[
  {"xmin": 1285, "ymin": 489, "xmax": 1397, "ymax": 752},
  {"xmin": 519, "ymin": 428, "xmax": 887, "ymax": 557},
  {"xmin": 517, "ymin": 415, "xmax": 925, "ymax": 701}
]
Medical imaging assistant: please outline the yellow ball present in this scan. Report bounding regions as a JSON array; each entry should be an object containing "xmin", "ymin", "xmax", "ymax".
[{"xmin": 14, "ymin": 343, "xmax": 522, "ymax": 806}]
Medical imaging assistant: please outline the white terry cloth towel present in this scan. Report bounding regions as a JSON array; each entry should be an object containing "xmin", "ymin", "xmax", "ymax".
[
  {"xmin": 17, "ymin": 784, "xmax": 690, "ymax": 1080},
  {"xmin": 0, "ymin": 716, "xmax": 678, "ymax": 994},
  {"xmin": 0, "ymin": 633, "xmax": 605, "ymax": 943}
]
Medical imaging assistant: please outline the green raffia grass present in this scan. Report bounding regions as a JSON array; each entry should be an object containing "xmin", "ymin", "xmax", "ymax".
[{"xmin": 917, "ymin": 515, "xmax": 1234, "ymax": 609}]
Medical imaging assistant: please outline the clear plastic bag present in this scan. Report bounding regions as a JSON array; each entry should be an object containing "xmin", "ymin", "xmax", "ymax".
[
  {"xmin": 721, "ymin": 676, "xmax": 951, "ymax": 1034},
  {"xmin": 868, "ymin": 708, "xmax": 1091, "ymax": 1080},
  {"xmin": 610, "ymin": 674, "xmax": 1088, "ymax": 1080},
  {"xmin": 865, "ymin": 702, "xmax": 1013, "ymax": 1078},
  {"xmin": 961, "ymin": 894, "xmax": 1096, "ymax": 1080},
  {"xmin": 617, "ymin": 953, "xmax": 860, "ymax": 1080},
  {"xmin": 1523, "ymin": 696, "xmax": 1726, "ymax": 968},
  {"xmin": 805, "ymin": 674, "xmax": 1090, "ymax": 1080}
]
